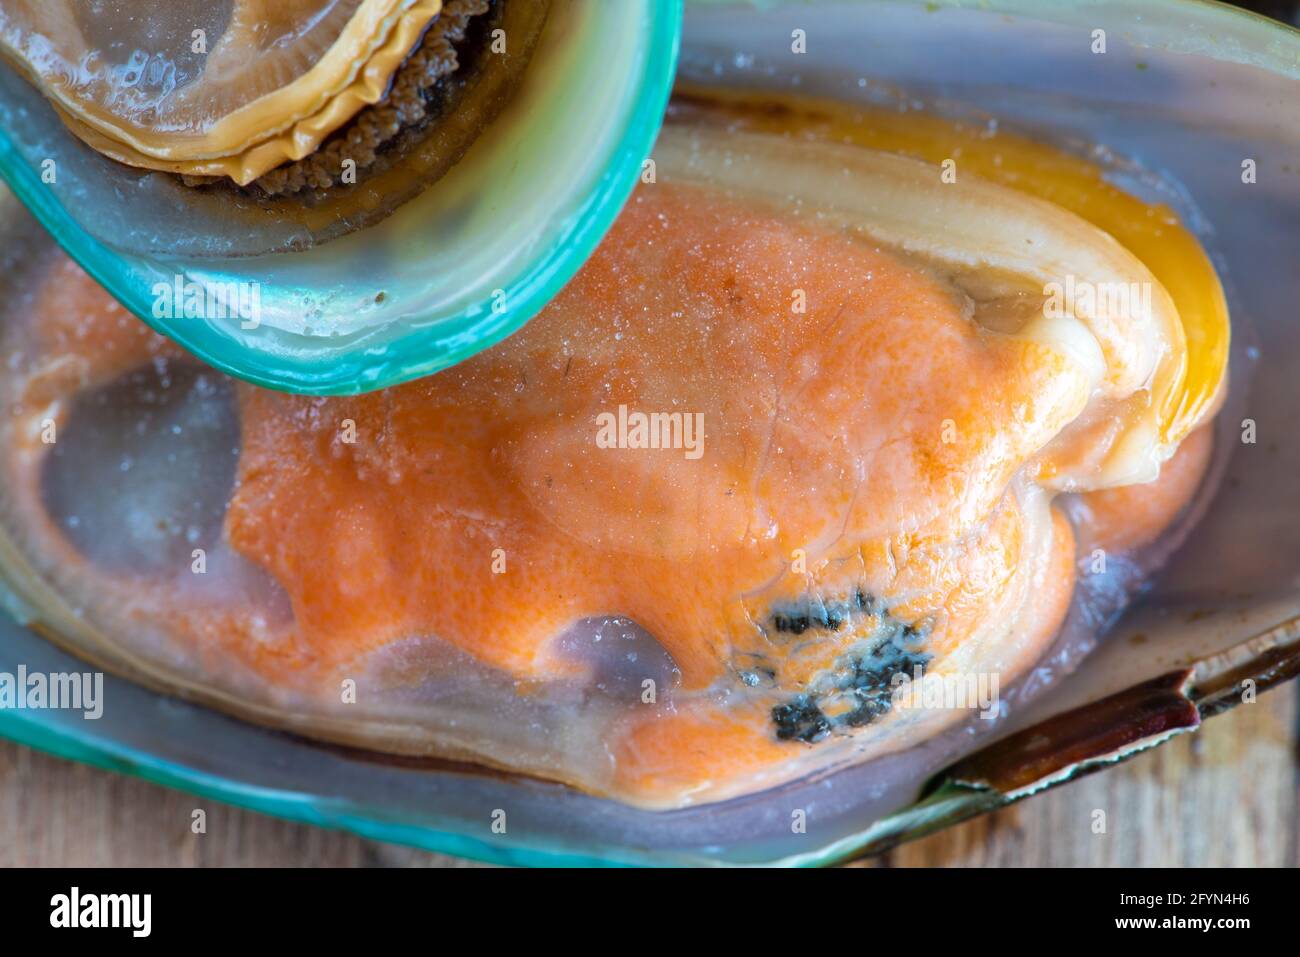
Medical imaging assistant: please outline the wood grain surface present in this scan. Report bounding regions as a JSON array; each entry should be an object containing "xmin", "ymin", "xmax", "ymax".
[{"xmin": 3, "ymin": 683, "xmax": 1295, "ymax": 867}]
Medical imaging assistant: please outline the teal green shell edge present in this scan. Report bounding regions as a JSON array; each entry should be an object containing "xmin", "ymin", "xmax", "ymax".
[
  {"xmin": 0, "ymin": 706, "xmax": 645, "ymax": 868},
  {"xmin": 0, "ymin": 702, "xmax": 909, "ymax": 867}
]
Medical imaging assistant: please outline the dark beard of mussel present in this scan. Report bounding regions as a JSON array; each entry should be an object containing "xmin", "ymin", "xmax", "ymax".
[{"xmin": 173, "ymin": 0, "xmax": 552, "ymax": 250}]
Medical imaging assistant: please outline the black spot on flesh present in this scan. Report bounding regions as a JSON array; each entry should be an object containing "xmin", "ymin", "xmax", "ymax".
[
  {"xmin": 769, "ymin": 604, "xmax": 934, "ymax": 743},
  {"xmin": 769, "ymin": 589, "xmax": 888, "ymax": 636},
  {"xmin": 837, "ymin": 628, "xmax": 932, "ymax": 728},
  {"xmin": 770, "ymin": 598, "xmax": 850, "ymax": 635},
  {"xmin": 855, "ymin": 588, "xmax": 879, "ymax": 614},
  {"xmin": 772, "ymin": 695, "xmax": 831, "ymax": 743}
]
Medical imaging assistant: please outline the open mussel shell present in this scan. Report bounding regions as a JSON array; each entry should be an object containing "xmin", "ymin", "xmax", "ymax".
[
  {"xmin": 0, "ymin": 0, "xmax": 1297, "ymax": 865},
  {"xmin": 0, "ymin": 0, "xmax": 681, "ymax": 394}
]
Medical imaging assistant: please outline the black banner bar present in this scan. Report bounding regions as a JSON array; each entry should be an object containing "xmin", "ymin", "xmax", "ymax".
[{"xmin": 0, "ymin": 867, "xmax": 1275, "ymax": 942}]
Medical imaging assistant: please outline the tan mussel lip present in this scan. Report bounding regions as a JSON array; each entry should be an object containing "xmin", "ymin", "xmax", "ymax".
[
  {"xmin": 177, "ymin": 0, "xmax": 554, "ymax": 244},
  {"xmin": 191, "ymin": 0, "xmax": 552, "ymax": 206}
]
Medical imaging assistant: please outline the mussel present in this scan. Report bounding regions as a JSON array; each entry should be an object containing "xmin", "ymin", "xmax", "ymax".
[
  {"xmin": 0, "ymin": 0, "xmax": 551, "ymax": 244},
  {"xmin": 0, "ymin": 94, "xmax": 1229, "ymax": 808}
]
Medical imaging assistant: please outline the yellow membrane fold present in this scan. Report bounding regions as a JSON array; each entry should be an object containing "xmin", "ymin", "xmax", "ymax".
[{"xmin": 673, "ymin": 88, "xmax": 1230, "ymax": 452}]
